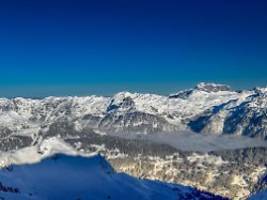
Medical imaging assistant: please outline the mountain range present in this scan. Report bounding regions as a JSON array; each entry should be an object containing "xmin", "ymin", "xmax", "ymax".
[
  {"xmin": 1, "ymin": 82, "xmax": 267, "ymax": 144},
  {"xmin": 1, "ymin": 82, "xmax": 267, "ymax": 199}
]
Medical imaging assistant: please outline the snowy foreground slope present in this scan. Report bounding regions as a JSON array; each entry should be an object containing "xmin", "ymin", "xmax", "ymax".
[{"xmin": 0, "ymin": 139, "xmax": 226, "ymax": 200}]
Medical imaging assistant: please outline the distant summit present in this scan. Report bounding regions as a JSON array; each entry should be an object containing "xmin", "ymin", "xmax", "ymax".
[
  {"xmin": 169, "ymin": 82, "xmax": 232, "ymax": 99},
  {"xmin": 195, "ymin": 82, "xmax": 232, "ymax": 92}
]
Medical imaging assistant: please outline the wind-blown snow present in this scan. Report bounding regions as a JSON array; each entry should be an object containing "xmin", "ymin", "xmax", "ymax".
[{"xmin": 0, "ymin": 137, "xmax": 78, "ymax": 167}]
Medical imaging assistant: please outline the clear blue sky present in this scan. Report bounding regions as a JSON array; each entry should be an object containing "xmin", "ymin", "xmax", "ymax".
[{"xmin": 0, "ymin": 0, "xmax": 267, "ymax": 97}]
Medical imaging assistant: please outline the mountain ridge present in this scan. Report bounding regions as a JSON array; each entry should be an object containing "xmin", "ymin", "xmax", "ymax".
[
  {"xmin": 0, "ymin": 83, "xmax": 267, "ymax": 199},
  {"xmin": 0, "ymin": 82, "xmax": 267, "ymax": 140}
]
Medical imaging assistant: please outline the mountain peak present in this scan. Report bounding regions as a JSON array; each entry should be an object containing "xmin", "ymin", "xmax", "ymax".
[
  {"xmin": 107, "ymin": 92, "xmax": 136, "ymax": 113},
  {"xmin": 195, "ymin": 82, "xmax": 232, "ymax": 92},
  {"xmin": 254, "ymin": 87, "xmax": 267, "ymax": 94}
]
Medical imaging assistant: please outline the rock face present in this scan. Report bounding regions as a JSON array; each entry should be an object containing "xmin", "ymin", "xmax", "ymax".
[{"xmin": 189, "ymin": 89, "xmax": 267, "ymax": 139}]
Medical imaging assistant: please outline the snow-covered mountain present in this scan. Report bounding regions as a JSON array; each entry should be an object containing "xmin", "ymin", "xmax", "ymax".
[
  {"xmin": 1, "ymin": 82, "xmax": 267, "ymax": 146},
  {"xmin": 0, "ymin": 83, "xmax": 267, "ymax": 199},
  {"xmin": 0, "ymin": 138, "xmax": 227, "ymax": 200},
  {"xmin": 189, "ymin": 86, "xmax": 267, "ymax": 138}
]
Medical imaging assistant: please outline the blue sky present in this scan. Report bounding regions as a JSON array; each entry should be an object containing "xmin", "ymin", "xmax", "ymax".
[{"xmin": 0, "ymin": 0, "xmax": 267, "ymax": 97}]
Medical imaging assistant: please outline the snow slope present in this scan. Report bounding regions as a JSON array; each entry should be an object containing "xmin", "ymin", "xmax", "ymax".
[{"xmin": 0, "ymin": 138, "xmax": 227, "ymax": 200}]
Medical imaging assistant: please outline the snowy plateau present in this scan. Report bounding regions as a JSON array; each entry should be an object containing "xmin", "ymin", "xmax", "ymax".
[{"xmin": 0, "ymin": 83, "xmax": 267, "ymax": 199}]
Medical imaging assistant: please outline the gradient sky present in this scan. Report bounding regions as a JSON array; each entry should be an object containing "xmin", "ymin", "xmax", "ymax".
[{"xmin": 0, "ymin": 0, "xmax": 267, "ymax": 97}]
